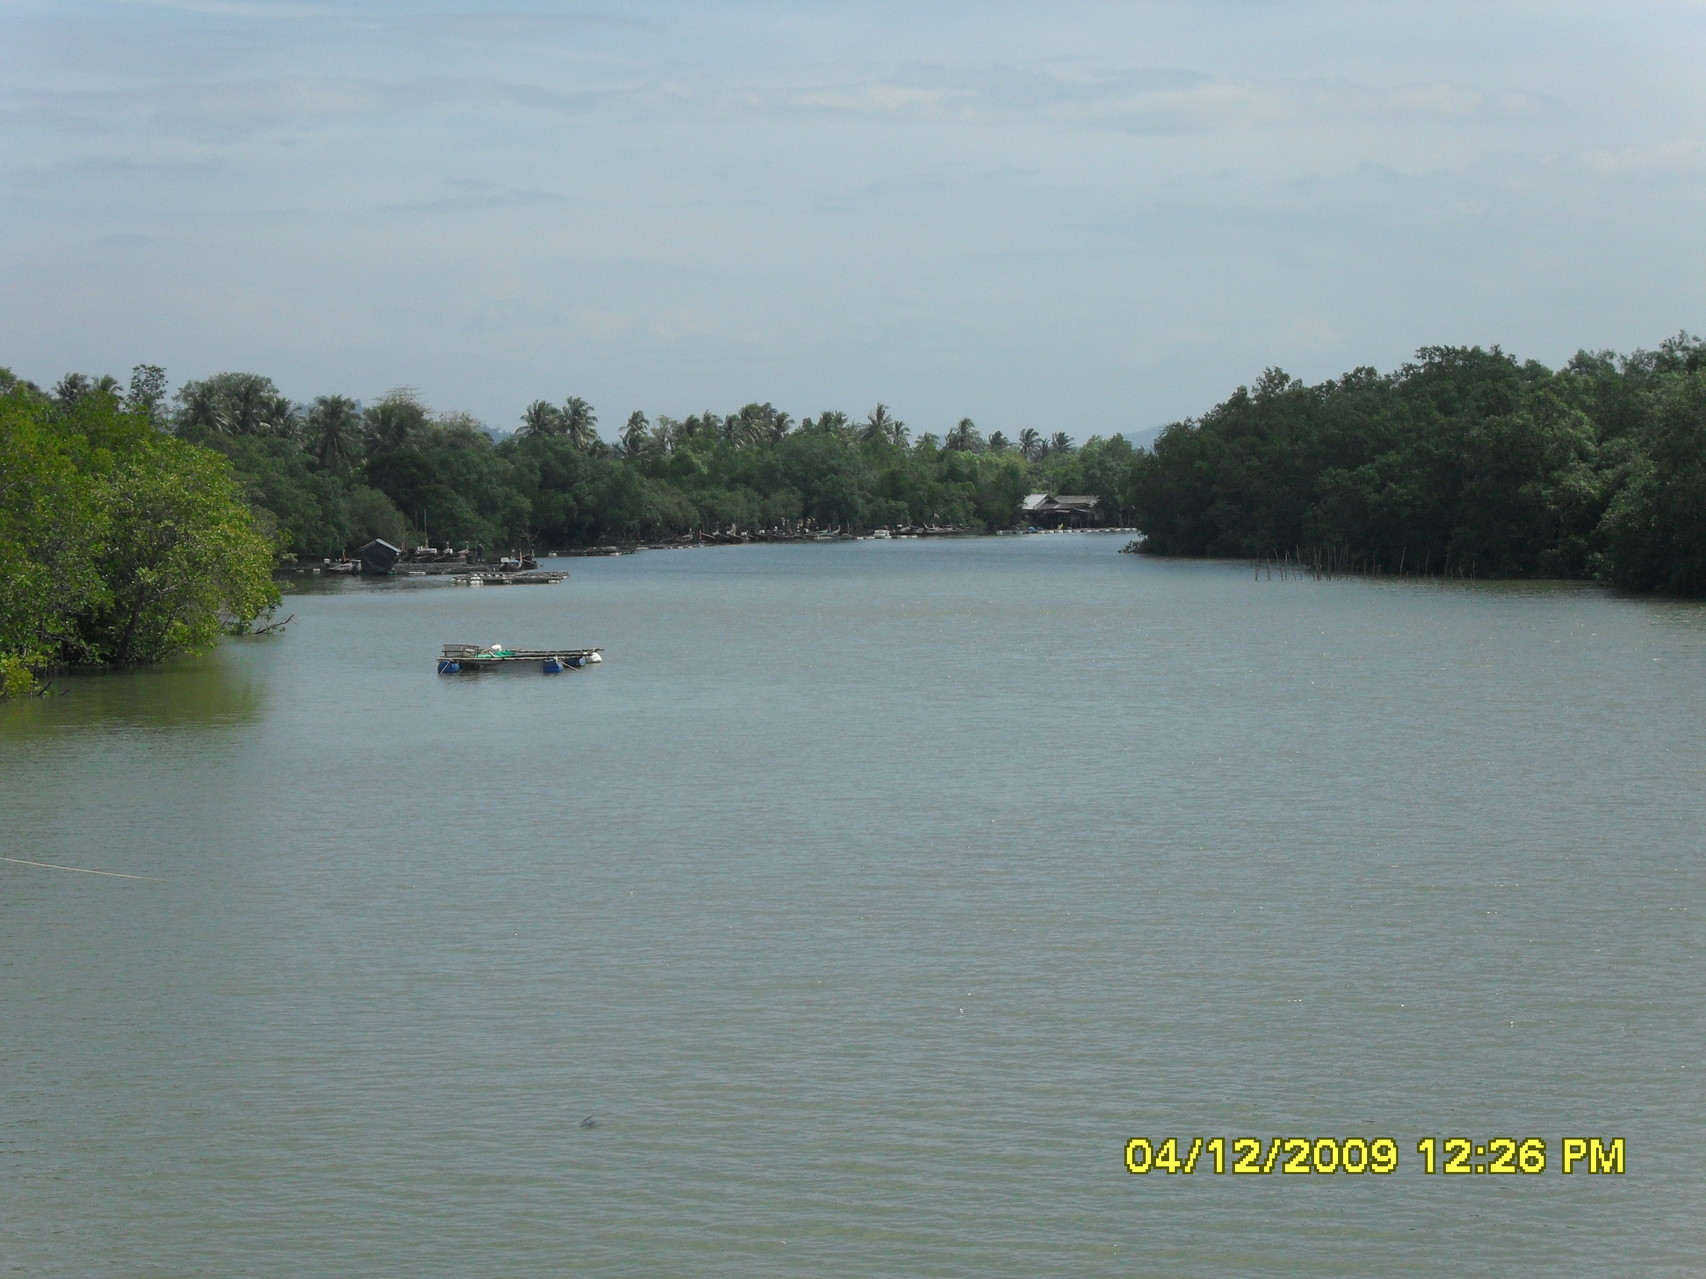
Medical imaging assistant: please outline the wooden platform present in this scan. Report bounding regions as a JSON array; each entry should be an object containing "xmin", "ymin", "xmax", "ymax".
[{"xmin": 438, "ymin": 643, "xmax": 602, "ymax": 673}]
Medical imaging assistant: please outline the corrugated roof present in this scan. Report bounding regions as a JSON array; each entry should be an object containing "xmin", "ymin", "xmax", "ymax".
[{"xmin": 1022, "ymin": 494, "xmax": 1099, "ymax": 510}]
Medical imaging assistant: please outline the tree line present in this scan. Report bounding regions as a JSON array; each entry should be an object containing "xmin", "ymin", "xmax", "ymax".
[
  {"xmin": 140, "ymin": 374, "xmax": 1140, "ymax": 555},
  {"xmin": 8, "ymin": 331, "xmax": 1706, "ymax": 694},
  {"xmin": 1127, "ymin": 335, "xmax": 1706, "ymax": 594}
]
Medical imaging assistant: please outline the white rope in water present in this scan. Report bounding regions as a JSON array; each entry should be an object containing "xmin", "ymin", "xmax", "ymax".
[{"xmin": 0, "ymin": 855, "xmax": 160, "ymax": 881}]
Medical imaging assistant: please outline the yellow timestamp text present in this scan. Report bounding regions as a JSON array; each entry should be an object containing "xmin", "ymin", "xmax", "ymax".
[
  {"xmin": 1124, "ymin": 1137, "xmax": 1400, "ymax": 1175},
  {"xmin": 1124, "ymin": 1136, "xmax": 1627, "ymax": 1175}
]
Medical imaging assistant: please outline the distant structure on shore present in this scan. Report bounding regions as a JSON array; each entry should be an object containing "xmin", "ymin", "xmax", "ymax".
[
  {"xmin": 1021, "ymin": 493, "xmax": 1101, "ymax": 528},
  {"xmin": 356, "ymin": 539, "xmax": 402, "ymax": 575}
]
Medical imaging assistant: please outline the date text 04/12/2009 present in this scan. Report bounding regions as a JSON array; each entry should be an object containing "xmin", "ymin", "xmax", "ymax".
[{"xmin": 1122, "ymin": 1137, "xmax": 1626, "ymax": 1176}]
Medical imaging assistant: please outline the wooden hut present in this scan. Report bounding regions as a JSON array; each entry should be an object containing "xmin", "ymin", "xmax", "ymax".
[{"xmin": 1020, "ymin": 494, "xmax": 1101, "ymax": 528}]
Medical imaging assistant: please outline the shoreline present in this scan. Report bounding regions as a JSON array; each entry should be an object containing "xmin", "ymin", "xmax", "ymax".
[{"xmin": 271, "ymin": 527, "xmax": 1144, "ymax": 574}]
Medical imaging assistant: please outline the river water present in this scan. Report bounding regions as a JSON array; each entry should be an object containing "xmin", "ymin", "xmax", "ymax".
[{"xmin": 2, "ymin": 534, "xmax": 1701, "ymax": 1276}]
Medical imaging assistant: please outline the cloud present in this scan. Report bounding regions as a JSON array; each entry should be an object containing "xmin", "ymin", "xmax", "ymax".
[
  {"xmin": 378, "ymin": 181, "xmax": 567, "ymax": 215},
  {"xmin": 96, "ymin": 0, "xmax": 340, "ymax": 16},
  {"xmin": 7, "ymin": 156, "xmax": 225, "ymax": 190},
  {"xmin": 1577, "ymin": 139, "xmax": 1706, "ymax": 177},
  {"xmin": 0, "ymin": 46, "xmax": 1554, "ymax": 149},
  {"xmin": 0, "ymin": 76, "xmax": 617, "ymax": 144},
  {"xmin": 769, "ymin": 65, "xmax": 1551, "ymax": 135},
  {"xmin": 529, "ymin": 58, "xmax": 1546, "ymax": 143}
]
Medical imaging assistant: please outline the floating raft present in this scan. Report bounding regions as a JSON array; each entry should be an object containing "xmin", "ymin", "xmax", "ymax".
[
  {"xmin": 438, "ymin": 643, "xmax": 603, "ymax": 675},
  {"xmin": 451, "ymin": 571, "xmax": 567, "ymax": 586}
]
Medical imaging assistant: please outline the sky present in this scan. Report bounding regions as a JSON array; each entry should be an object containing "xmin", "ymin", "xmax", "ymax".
[{"xmin": 3, "ymin": 1, "xmax": 1704, "ymax": 441}]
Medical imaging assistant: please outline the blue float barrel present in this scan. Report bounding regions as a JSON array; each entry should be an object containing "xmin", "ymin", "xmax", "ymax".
[{"xmin": 437, "ymin": 660, "xmax": 461, "ymax": 675}]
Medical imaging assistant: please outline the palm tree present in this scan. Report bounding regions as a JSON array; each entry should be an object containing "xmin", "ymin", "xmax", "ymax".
[
  {"xmin": 309, "ymin": 395, "xmax": 361, "ymax": 469},
  {"xmin": 738, "ymin": 410, "xmax": 766, "ymax": 449},
  {"xmin": 262, "ymin": 394, "xmax": 301, "ymax": 442},
  {"xmin": 945, "ymin": 417, "xmax": 982, "ymax": 452},
  {"xmin": 987, "ymin": 431, "xmax": 1010, "ymax": 452},
  {"xmin": 621, "ymin": 410, "xmax": 650, "ymax": 457},
  {"xmin": 519, "ymin": 400, "xmax": 564, "ymax": 438},
  {"xmin": 563, "ymin": 397, "xmax": 597, "ymax": 450},
  {"xmin": 176, "ymin": 379, "xmax": 228, "ymax": 434},
  {"xmin": 1017, "ymin": 428, "xmax": 1043, "ymax": 462},
  {"xmin": 54, "ymin": 373, "xmax": 121, "ymax": 408},
  {"xmin": 814, "ymin": 410, "xmax": 852, "ymax": 438},
  {"xmin": 652, "ymin": 415, "xmax": 682, "ymax": 454},
  {"xmin": 364, "ymin": 392, "xmax": 429, "ymax": 453},
  {"xmin": 730, "ymin": 402, "xmax": 786, "ymax": 449},
  {"xmin": 53, "ymin": 373, "xmax": 93, "ymax": 406},
  {"xmin": 680, "ymin": 412, "xmax": 718, "ymax": 445},
  {"xmin": 227, "ymin": 377, "xmax": 272, "ymax": 435},
  {"xmin": 1049, "ymin": 431, "xmax": 1075, "ymax": 455},
  {"xmin": 862, "ymin": 404, "xmax": 899, "ymax": 443},
  {"xmin": 169, "ymin": 372, "xmax": 290, "ymax": 436}
]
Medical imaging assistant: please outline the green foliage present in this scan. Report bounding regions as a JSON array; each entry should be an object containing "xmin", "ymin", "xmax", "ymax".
[
  {"xmin": 0, "ymin": 381, "xmax": 104, "ymax": 687},
  {"xmin": 163, "ymin": 370, "xmax": 1124, "ymax": 558},
  {"xmin": 0, "ymin": 374, "xmax": 278, "ymax": 692},
  {"xmin": 1128, "ymin": 337, "xmax": 1706, "ymax": 592},
  {"xmin": 343, "ymin": 485, "xmax": 407, "ymax": 547},
  {"xmin": 1594, "ymin": 367, "xmax": 1706, "ymax": 593},
  {"xmin": 20, "ymin": 328, "xmax": 1706, "ymax": 697},
  {"xmin": 175, "ymin": 371, "xmax": 298, "ymax": 439},
  {"xmin": 127, "ymin": 364, "xmax": 169, "ymax": 426},
  {"xmin": 308, "ymin": 394, "xmax": 362, "ymax": 470},
  {"xmin": 82, "ymin": 436, "xmax": 280, "ymax": 665}
]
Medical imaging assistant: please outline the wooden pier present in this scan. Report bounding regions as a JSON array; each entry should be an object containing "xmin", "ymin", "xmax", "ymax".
[{"xmin": 438, "ymin": 643, "xmax": 603, "ymax": 674}]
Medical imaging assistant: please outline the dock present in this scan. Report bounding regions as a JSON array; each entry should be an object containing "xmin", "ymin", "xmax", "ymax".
[
  {"xmin": 451, "ymin": 571, "xmax": 567, "ymax": 586},
  {"xmin": 438, "ymin": 643, "xmax": 603, "ymax": 674}
]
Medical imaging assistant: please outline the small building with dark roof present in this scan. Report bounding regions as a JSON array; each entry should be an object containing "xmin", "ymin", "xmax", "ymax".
[{"xmin": 1020, "ymin": 493, "xmax": 1101, "ymax": 528}]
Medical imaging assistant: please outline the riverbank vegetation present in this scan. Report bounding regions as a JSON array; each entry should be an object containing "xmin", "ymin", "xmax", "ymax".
[
  {"xmin": 156, "ymin": 377, "xmax": 1138, "ymax": 556},
  {"xmin": 6, "ymin": 331, "xmax": 1706, "ymax": 696},
  {"xmin": 0, "ymin": 371, "xmax": 278, "ymax": 694},
  {"xmin": 146, "ymin": 332, "xmax": 1706, "ymax": 597},
  {"xmin": 1129, "ymin": 335, "xmax": 1706, "ymax": 595}
]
